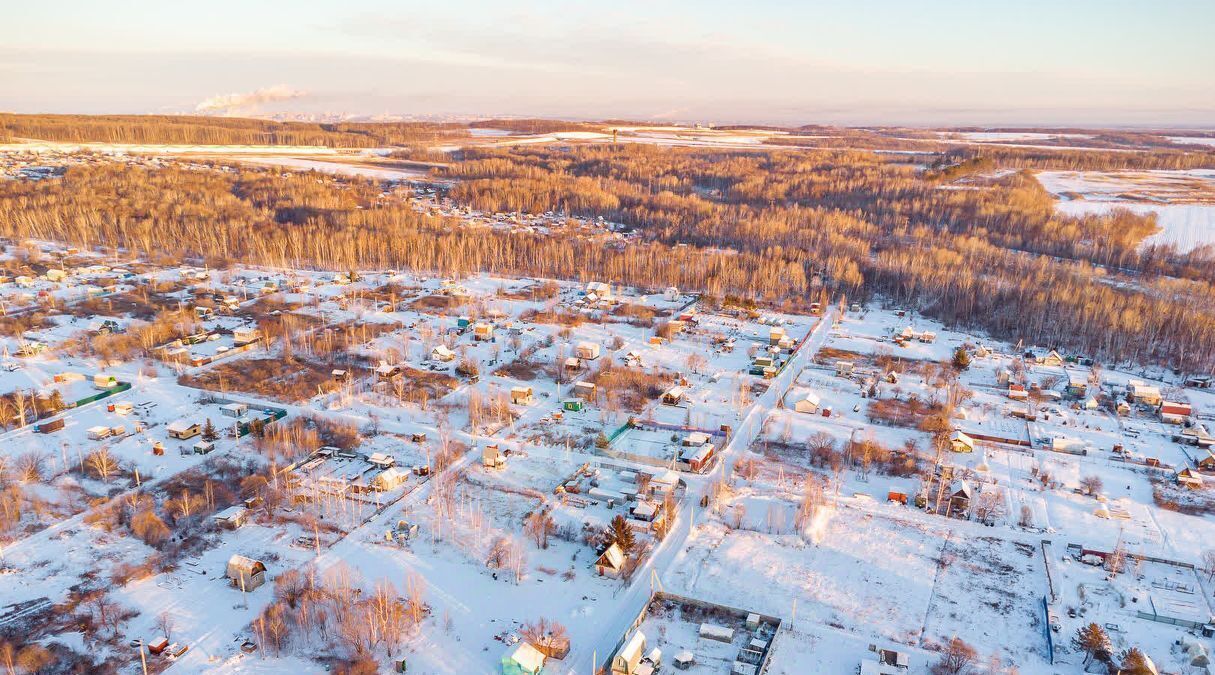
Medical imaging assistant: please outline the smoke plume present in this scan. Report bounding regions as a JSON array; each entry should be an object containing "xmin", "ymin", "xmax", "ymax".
[{"xmin": 194, "ymin": 85, "xmax": 308, "ymax": 115}]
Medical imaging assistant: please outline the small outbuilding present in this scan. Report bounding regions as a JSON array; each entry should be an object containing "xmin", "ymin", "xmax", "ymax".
[
  {"xmin": 949, "ymin": 430, "xmax": 976, "ymax": 453},
  {"xmin": 482, "ymin": 444, "xmax": 506, "ymax": 469},
  {"xmin": 575, "ymin": 342, "xmax": 601, "ymax": 360},
  {"xmin": 612, "ymin": 630, "xmax": 646, "ymax": 675},
  {"xmin": 226, "ymin": 554, "xmax": 267, "ymax": 591},
  {"xmin": 167, "ymin": 420, "xmax": 201, "ymax": 440},
  {"xmin": 661, "ymin": 387, "xmax": 686, "ymax": 406},
  {"xmin": 792, "ymin": 390, "xmax": 821, "ymax": 414},
  {"xmin": 574, "ymin": 381, "xmax": 597, "ymax": 400},
  {"xmin": 501, "ymin": 641, "xmax": 546, "ymax": 675},
  {"xmin": 596, "ymin": 542, "xmax": 626, "ymax": 578},
  {"xmin": 213, "ymin": 505, "xmax": 249, "ymax": 529}
]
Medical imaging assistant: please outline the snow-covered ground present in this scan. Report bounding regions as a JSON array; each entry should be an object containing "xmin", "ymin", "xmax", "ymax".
[
  {"xmin": 1037, "ymin": 170, "xmax": 1215, "ymax": 252},
  {"xmin": 0, "ymin": 240, "xmax": 1212, "ymax": 674}
]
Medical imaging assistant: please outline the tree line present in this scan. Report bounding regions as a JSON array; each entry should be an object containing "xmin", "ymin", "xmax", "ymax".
[{"xmin": 0, "ymin": 113, "xmax": 468, "ymax": 148}]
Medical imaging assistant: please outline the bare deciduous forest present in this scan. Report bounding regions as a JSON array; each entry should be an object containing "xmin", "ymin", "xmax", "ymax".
[
  {"xmin": 0, "ymin": 113, "xmax": 470, "ymax": 147},
  {"xmin": 0, "ymin": 138, "xmax": 1213, "ymax": 372}
]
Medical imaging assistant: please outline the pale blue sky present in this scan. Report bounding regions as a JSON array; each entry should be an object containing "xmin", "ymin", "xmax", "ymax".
[{"xmin": 3, "ymin": 0, "xmax": 1213, "ymax": 125}]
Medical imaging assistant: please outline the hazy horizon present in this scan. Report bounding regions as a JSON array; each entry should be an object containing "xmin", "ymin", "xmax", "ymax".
[{"xmin": 4, "ymin": 0, "xmax": 1214, "ymax": 127}]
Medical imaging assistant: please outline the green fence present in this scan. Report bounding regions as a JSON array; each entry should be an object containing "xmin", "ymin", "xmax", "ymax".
[{"xmin": 68, "ymin": 381, "xmax": 132, "ymax": 408}]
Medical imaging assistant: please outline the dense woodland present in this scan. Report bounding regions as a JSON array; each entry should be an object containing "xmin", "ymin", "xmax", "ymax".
[
  {"xmin": 0, "ymin": 138, "xmax": 1213, "ymax": 372},
  {"xmin": 0, "ymin": 113, "xmax": 468, "ymax": 147}
]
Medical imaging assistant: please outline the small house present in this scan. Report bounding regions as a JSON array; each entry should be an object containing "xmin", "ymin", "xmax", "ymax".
[
  {"xmin": 1128, "ymin": 381, "xmax": 1163, "ymax": 406},
  {"xmin": 87, "ymin": 426, "xmax": 112, "ymax": 441},
  {"xmin": 233, "ymin": 327, "xmax": 260, "ymax": 346},
  {"xmin": 501, "ymin": 641, "xmax": 546, "ymax": 675},
  {"xmin": 1161, "ymin": 401, "xmax": 1193, "ymax": 424},
  {"xmin": 93, "ymin": 373, "xmax": 118, "ymax": 390},
  {"xmin": 612, "ymin": 630, "xmax": 646, "ymax": 675},
  {"xmin": 1008, "ymin": 383, "xmax": 1028, "ymax": 400},
  {"xmin": 948, "ymin": 481, "xmax": 973, "ymax": 515},
  {"xmin": 473, "ymin": 322, "xmax": 494, "ymax": 341},
  {"xmin": 768, "ymin": 327, "xmax": 786, "ymax": 345},
  {"xmin": 375, "ymin": 363, "xmax": 401, "ymax": 381},
  {"xmin": 792, "ymin": 390, "xmax": 821, "ymax": 414},
  {"xmin": 575, "ymin": 341, "xmax": 601, "ymax": 360},
  {"xmin": 596, "ymin": 542, "xmax": 626, "ymax": 578},
  {"xmin": 431, "ymin": 344, "xmax": 456, "ymax": 362},
  {"xmin": 373, "ymin": 467, "xmax": 409, "ymax": 491},
  {"xmin": 661, "ymin": 387, "xmax": 686, "ymax": 406},
  {"xmin": 1038, "ymin": 350, "xmax": 1064, "ymax": 367},
  {"xmin": 368, "ymin": 452, "xmax": 395, "ymax": 469},
  {"xmin": 212, "ymin": 505, "xmax": 249, "ymax": 529},
  {"xmin": 482, "ymin": 445, "xmax": 506, "ymax": 469},
  {"xmin": 193, "ymin": 440, "xmax": 216, "ymax": 454},
  {"xmin": 631, "ymin": 500, "xmax": 658, "ymax": 522},
  {"xmin": 167, "ymin": 420, "xmax": 201, "ymax": 440},
  {"xmin": 1066, "ymin": 371, "xmax": 1089, "ymax": 398},
  {"xmin": 220, "ymin": 402, "xmax": 248, "ymax": 419},
  {"xmin": 663, "ymin": 287, "xmax": 680, "ymax": 302},
  {"xmin": 835, "ymin": 360, "xmax": 855, "ymax": 377},
  {"xmin": 331, "ymin": 369, "xmax": 349, "ymax": 383},
  {"xmin": 45, "ymin": 268, "xmax": 68, "ymax": 282},
  {"xmin": 949, "ymin": 430, "xmax": 976, "ymax": 453},
  {"xmin": 563, "ymin": 399, "xmax": 585, "ymax": 412},
  {"xmin": 563, "ymin": 356, "xmax": 583, "ymax": 371},
  {"xmin": 510, "ymin": 386, "xmax": 534, "ymax": 405},
  {"xmin": 683, "ymin": 431, "xmax": 710, "ymax": 446},
  {"xmin": 681, "ymin": 443, "xmax": 714, "ymax": 472},
  {"xmin": 226, "ymin": 554, "xmax": 267, "ymax": 591},
  {"xmin": 1177, "ymin": 468, "xmax": 1204, "ymax": 489},
  {"xmin": 574, "ymin": 381, "xmax": 596, "ymax": 400},
  {"xmin": 585, "ymin": 281, "xmax": 613, "ymax": 302},
  {"xmin": 1116, "ymin": 400, "xmax": 1131, "ymax": 416}
]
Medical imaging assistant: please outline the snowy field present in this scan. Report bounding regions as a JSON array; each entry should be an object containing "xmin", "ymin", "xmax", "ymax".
[{"xmin": 1037, "ymin": 169, "xmax": 1215, "ymax": 252}]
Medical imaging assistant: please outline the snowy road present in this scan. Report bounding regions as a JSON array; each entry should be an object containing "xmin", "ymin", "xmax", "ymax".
[{"xmin": 560, "ymin": 308, "xmax": 837, "ymax": 675}]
